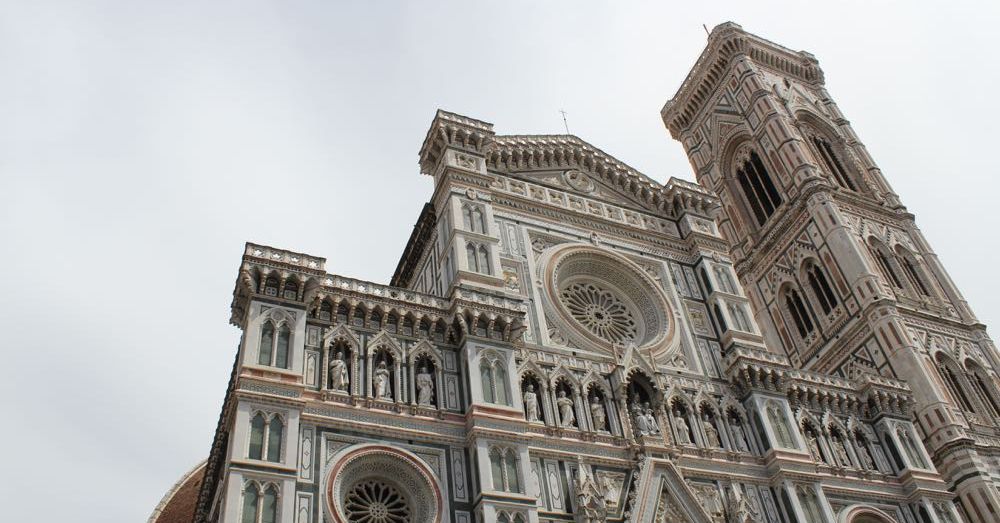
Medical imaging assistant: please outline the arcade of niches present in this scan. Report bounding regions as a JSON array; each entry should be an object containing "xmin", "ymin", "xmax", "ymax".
[{"xmin": 175, "ymin": 22, "xmax": 1000, "ymax": 523}]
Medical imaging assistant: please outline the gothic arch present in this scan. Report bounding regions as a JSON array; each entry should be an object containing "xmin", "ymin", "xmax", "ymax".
[{"xmin": 838, "ymin": 504, "xmax": 898, "ymax": 523}]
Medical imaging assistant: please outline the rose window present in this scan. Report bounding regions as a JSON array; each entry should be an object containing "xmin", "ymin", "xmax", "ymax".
[
  {"xmin": 560, "ymin": 282, "xmax": 638, "ymax": 344},
  {"xmin": 538, "ymin": 244, "xmax": 676, "ymax": 357},
  {"xmin": 344, "ymin": 480, "xmax": 411, "ymax": 523}
]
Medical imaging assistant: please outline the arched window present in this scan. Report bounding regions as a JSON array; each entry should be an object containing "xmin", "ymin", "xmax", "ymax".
[
  {"xmin": 466, "ymin": 243, "xmax": 478, "ymax": 272},
  {"xmin": 275, "ymin": 326, "xmax": 290, "ymax": 369},
  {"xmin": 504, "ymin": 451, "xmax": 520, "ymax": 493},
  {"xmin": 480, "ymin": 361, "xmax": 495, "ymax": 403},
  {"xmin": 266, "ymin": 416, "xmax": 283, "ymax": 462},
  {"xmin": 258, "ymin": 323, "xmax": 274, "ymax": 366},
  {"xmin": 714, "ymin": 266, "xmax": 736, "ymax": 294},
  {"xmin": 498, "ymin": 513, "xmax": 511, "ymax": 523},
  {"xmin": 806, "ymin": 262, "xmax": 838, "ymax": 315},
  {"xmin": 263, "ymin": 276, "xmax": 279, "ymax": 297},
  {"xmin": 489, "ymin": 449, "xmax": 504, "ymax": 490},
  {"xmin": 967, "ymin": 363, "xmax": 1000, "ymax": 419},
  {"xmin": 472, "ymin": 206, "xmax": 485, "ymax": 233},
  {"xmin": 729, "ymin": 304, "xmax": 751, "ymax": 332},
  {"xmin": 494, "ymin": 364, "xmax": 509, "ymax": 404},
  {"xmin": 241, "ymin": 483, "xmax": 259, "ymax": 523},
  {"xmin": 282, "ymin": 280, "xmax": 298, "ymax": 300},
  {"xmin": 937, "ymin": 354, "xmax": 975, "ymax": 412},
  {"xmin": 785, "ymin": 289, "xmax": 815, "ymax": 338},
  {"xmin": 811, "ymin": 135, "xmax": 856, "ymax": 190},
  {"xmin": 480, "ymin": 355, "xmax": 509, "ymax": 405},
  {"xmin": 489, "ymin": 447, "xmax": 521, "ymax": 492},
  {"xmin": 462, "ymin": 205, "xmax": 474, "ymax": 231},
  {"xmin": 478, "ymin": 245, "xmax": 491, "ymax": 275},
  {"xmin": 735, "ymin": 150, "xmax": 783, "ymax": 226},
  {"xmin": 868, "ymin": 242, "xmax": 903, "ymax": 288},
  {"xmin": 318, "ymin": 301, "xmax": 333, "ymax": 321},
  {"xmin": 699, "ymin": 267, "xmax": 714, "ymax": 294},
  {"xmin": 248, "ymin": 413, "xmax": 283, "ymax": 463},
  {"xmin": 712, "ymin": 303, "xmax": 728, "ymax": 332},
  {"xmin": 899, "ymin": 254, "xmax": 931, "ymax": 296},
  {"xmin": 261, "ymin": 485, "xmax": 278, "ymax": 523},
  {"xmin": 249, "ymin": 413, "xmax": 265, "ymax": 460}
]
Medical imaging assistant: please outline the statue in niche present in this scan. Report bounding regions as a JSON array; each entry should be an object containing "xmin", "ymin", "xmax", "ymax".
[
  {"xmin": 557, "ymin": 389, "xmax": 576, "ymax": 428},
  {"xmin": 702, "ymin": 415, "xmax": 721, "ymax": 448},
  {"xmin": 590, "ymin": 396, "xmax": 606, "ymax": 431},
  {"xmin": 416, "ymin": 365, "xmax": 434, "ymax": 406},
  {"xmin": 374, "ymin": 360, "xmax": 391, "ymax": 399},
  {"xmin": 832, "ymin": 437, "xmax": 851, "ymax": 467},
  {"xmin": 807, "ymin": 434, "xmax": 823, "ymax": 463},
  {"xmin": 643, "ymin": 403, "xmax": 659, "ymax": 435},
  {"xmin": 329, "ymin": 350, "xmax": 349, "ymax": 392},
  {"xmin": 674, "ymin": 413, "xmax": 692, "ymax": 445},
  {"xmin": 523, "ymin": 383, "xmax": 540, "ymax": 422},
  {"xmin": 855, "ymin": 441, "xmax": 874, "ymax": 470},
  {"xmin": 632, "ymin": 403, "xmax": 650, "ymax": 435},
  {"xmin": 731, "ymin": 419, "xmax": 750, "ymax": 452}
]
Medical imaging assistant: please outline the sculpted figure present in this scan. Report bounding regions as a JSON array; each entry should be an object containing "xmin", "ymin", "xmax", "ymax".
[
  {"xmin": 590, "ymin": 396, "xmax": 606, "ymax": 431},
  {"xmin": 329, "ymin": 350, "xmax": 349, "ymax": 391},
  {"xmin": 731, "ymin": 420, "xmax": 750, "ymax": 452},
  {"xmin": 374, "ymin": 361, "xmax": 391, "ymax": 399},
  {"xmin": 523, "ymin": 383, "xmax": 540, "ymax": 422},
  {"xmin": 416, "ymin": 365, "xmax": 434, "ymax": 406},
  {"xmin": 633, "ymin": 403, "xmax": 650, "ymax": 435},
  {"xmin": 702, "ymin": 416, "xmax": 721, "ymax": 447},
  {"xmin": 643, "ymin": 403, "xmax": 659, "ymax": 435},
  {"xmin": 833, "ymin": 437, "xmax": 851, "ymax": 467},
  {"xmin": 808, "ymin": 434, "xmax": 823, "ymax": 463},
  {"xmin": 856, "ymin": 442, "xmax": 874, "ymax": 469},
  {"xmin": 557, "ymin": 389, "xmax": 576, "ymax": 428},
  {"xmin": 674, "ymin": 414, "xmax": 692, "ymax": 445}
]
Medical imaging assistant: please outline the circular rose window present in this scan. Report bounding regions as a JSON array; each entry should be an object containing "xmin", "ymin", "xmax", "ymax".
[
  {"xmin": 325, "ymin": 444, "xmax": 442, "ymax": 523},
  {"xmin": 539, "ymin": 244, "xmax": 675, "ymax": 356}
]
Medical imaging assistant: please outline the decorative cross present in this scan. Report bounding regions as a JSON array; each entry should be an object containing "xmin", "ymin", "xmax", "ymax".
[{"xmin": 559, "ymin": 109, "xmax": 570, "ymax": 134}]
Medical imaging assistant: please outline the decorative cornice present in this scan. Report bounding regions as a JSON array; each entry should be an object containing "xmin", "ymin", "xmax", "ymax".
[{"xmin": 662, "ymin": 22, "xmax": 823, "ymax": 136}]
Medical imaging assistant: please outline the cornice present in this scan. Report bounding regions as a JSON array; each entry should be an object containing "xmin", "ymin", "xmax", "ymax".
[{"xmin": 662, "ymin": 22, "xmax": 824, "ymax": 136}]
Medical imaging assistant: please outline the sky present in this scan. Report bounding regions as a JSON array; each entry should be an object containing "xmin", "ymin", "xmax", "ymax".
[{"xmin": 1, "ymin": 1, "xmax": 998, "ymax": 521}]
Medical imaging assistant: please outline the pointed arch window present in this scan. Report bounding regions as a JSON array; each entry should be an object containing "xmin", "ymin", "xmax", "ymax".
[
  {"xmin": 712, "ymin": 303, "xmax": 728, "ymax": 333},
  {"xmin": 258, "ymin": 323, "xmax": 274, "ymax": 366},
  {"xmin": 735, "ymin": 150, "xmax": 783, "ymax": 226},
  {"xmin": 248, "ymin": 412, "xmax": 284, "ymax": 463},
  {"xmin": 240, "ymin": 483, "xmax": 279, "ymax": 523},
  {"xmin": 937, "ymin": 355, "xmax": 975, "ymax": 412},
  {"xmin": 275, "ymin": 326, "xmax": 290, "ymax": 369},
  {"xmin": 812, "ymin": 136, "xmax": 856, "ymax": 191},
  {"xmin": 478, "ymin": 245, "xmax": 491, "ymax": 275},
  {"xmin": 900, "ymin": 255, "xmax": 931, "ymax": 296},
  {"xmin": 480, "ymin": 355, "xmax": 509, "ymax": 406},
  {"xmin": 699, "ymin": 267, "xmax": 714, "ymax": 294},
  {"xmin": 806, "ymin": 263, "xmax": 838, "ymax": 315},
  {"xmin": 462, "ymin": 205, "xmax": 474, "ymax": 231},
  {"xmin": 282, "ymin": 280, "xmax": 299, "ymax": 300},
  {"xmin": 869, "ymin": 243, "xmax": 904, "ymax": 288},
  {"xmin": 263, "ymin": 276, "xmax": 279, "ymax": 297},
  {"xmin": 785, "ymin": 289, "xmax": 815, "ymax": 338},
  {"xmin": 970, "ymin": 369, "xmax": 1000, "ymax": 419},
  {"xmin": 472, "ymin": 206, "xmax": 486, "ymax": 233},
  {"xmin": 241, "ymin": 483, "xmax": 259, "ymax": 523},
  {"xmin": 489, "ymin": 447, "xmax": 521, "ymax": 493},
  {"xmin": 480, "ymin": 361, "xmax": 495, "ymax": 403}
]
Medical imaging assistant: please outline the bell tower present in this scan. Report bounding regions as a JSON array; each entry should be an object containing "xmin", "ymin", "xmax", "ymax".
[{"xmin": 664, "ymin": 22, "xmax": 1000, "ymax": 521}]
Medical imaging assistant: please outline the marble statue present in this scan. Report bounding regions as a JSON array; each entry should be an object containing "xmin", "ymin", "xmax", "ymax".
[
  {"xmin": 523, "ymin": 383, "xmax": 540, "ymax": 422},
  {"xmin": 374, "ymin": 361, "xmax": 391, "ymax": 399},
  {"xmin": 416, "ymin": 365, "xmax": 434, "ymax": 406},
  {"xmin": 329, "ymin": 350, "xmax": 349, "ymax": 391},
  {"xmin": 590, "ymin": 396, "xmax": 606, "ymax": 431},
  {"xmin": 703, "ymin": 417, "xmax": 721, "ymax": 447},
  {"xmin": 643, "ymin": 403, "xmax": 659, "ymax": 435},
  {"xmin": 557, "ymin": 389, "xmax": 575, "ymax": 428},
  {"xmin": 674, "ymin": 414, "xmax": 692, "ymax": 445},
  {"xmin": 633, "ymin": 403, "xmax": 650, "ymax": 435}
]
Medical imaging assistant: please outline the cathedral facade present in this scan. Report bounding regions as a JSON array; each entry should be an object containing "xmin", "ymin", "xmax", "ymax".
[{"xmin": 163, "ymin": 23, "xmax": 1000, "ymax": 523}]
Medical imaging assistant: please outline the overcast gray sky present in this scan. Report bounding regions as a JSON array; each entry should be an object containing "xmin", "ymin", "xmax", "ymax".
[{"xmin": 2, "ymin": 1, "xmax": 998, "ymax": 520}]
